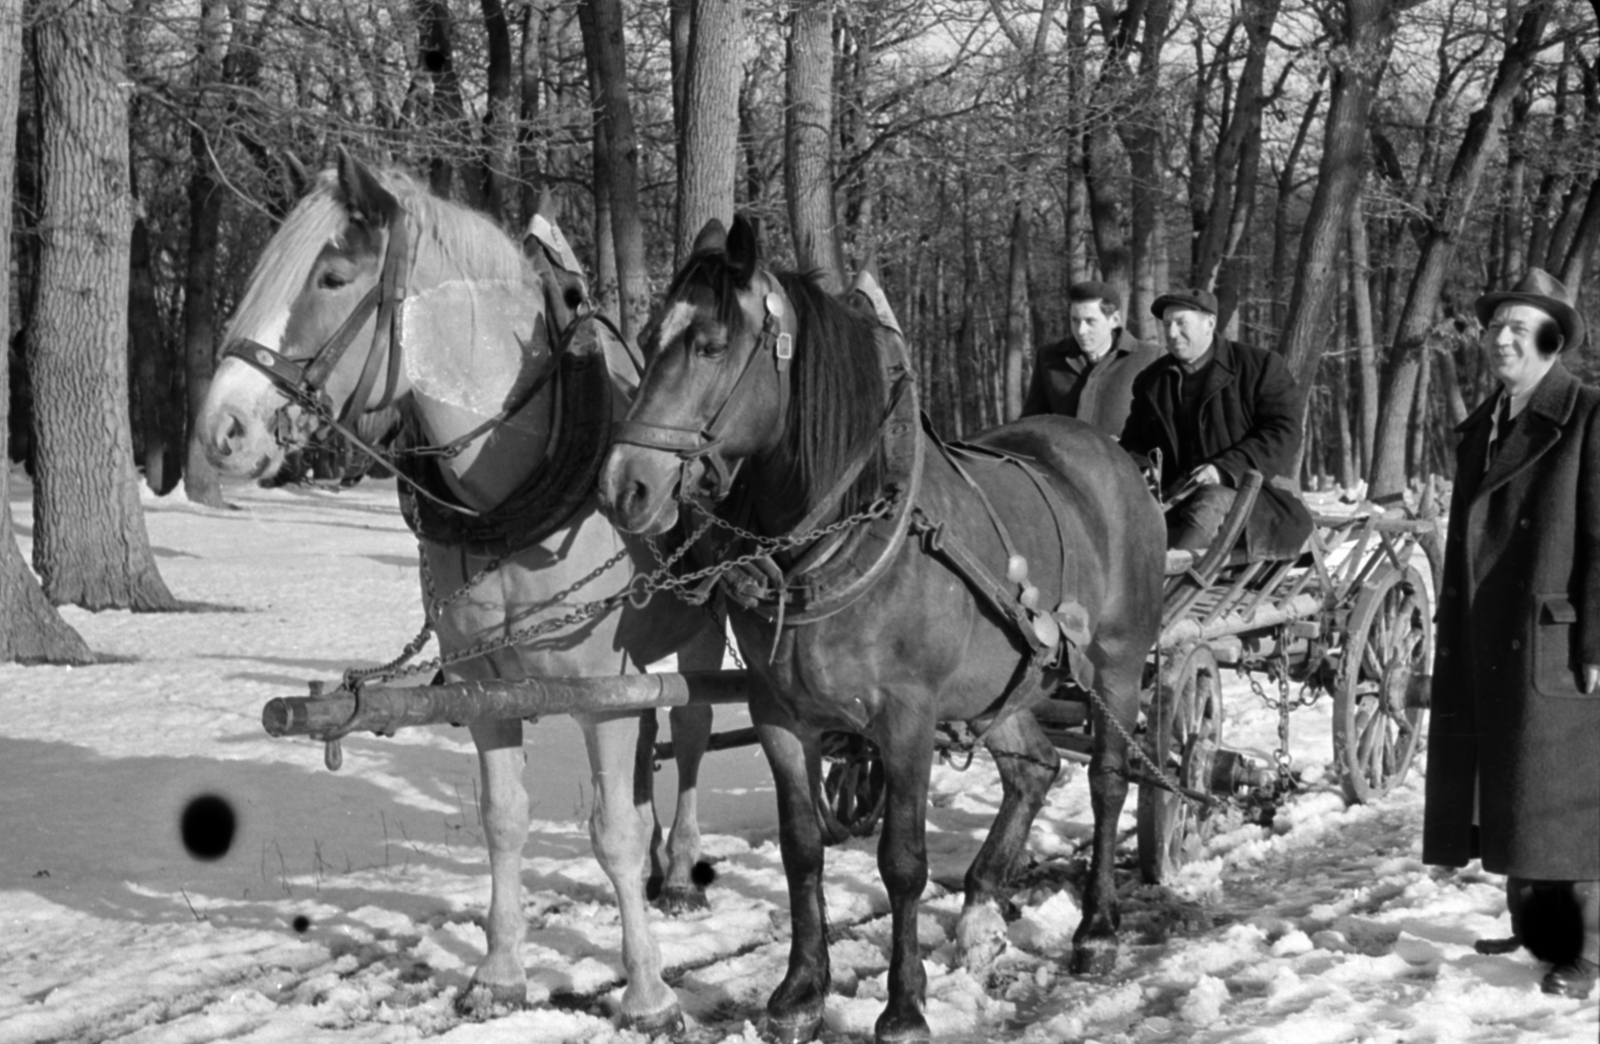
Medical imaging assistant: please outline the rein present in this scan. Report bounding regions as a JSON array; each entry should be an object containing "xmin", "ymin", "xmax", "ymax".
[{"xmin": 611, "ymin": 286, "xmax": 794, "ymax": 502}]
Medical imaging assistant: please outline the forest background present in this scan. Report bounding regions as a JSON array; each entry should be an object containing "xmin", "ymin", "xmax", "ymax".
[{"xmin": 1, "ymin": 0, "xmax": 1599, "ymax": 662}]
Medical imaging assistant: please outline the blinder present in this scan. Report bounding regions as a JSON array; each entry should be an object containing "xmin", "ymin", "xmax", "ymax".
[{"xmin": 612, "ymin": 284, "xmax": 794, "ymax": 502}]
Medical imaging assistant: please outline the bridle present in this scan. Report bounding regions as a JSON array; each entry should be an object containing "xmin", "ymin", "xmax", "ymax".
[
  {"xmin": 611, "ymin": 281, "xmax": 794, "ymax": 502},
  {"xmin": 217, "ymin": 208, "xmax": 489, "ymax": 516},
  {"xmin": 221, "ymin": 209, "xmax": 411, "ymax": 448}
]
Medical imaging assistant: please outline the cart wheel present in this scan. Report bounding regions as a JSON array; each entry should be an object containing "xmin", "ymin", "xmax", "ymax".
[
  {"xmin": 1137, "ymin": 641, "xmax": 1223, "ymax": 884},
  {"xmin": 1334, "ymin": 564, "xmax": 1431, "ymax": 804},
  {"xmin": 821, "ymin": 734, "xmax": 885, "ymax": 842}
]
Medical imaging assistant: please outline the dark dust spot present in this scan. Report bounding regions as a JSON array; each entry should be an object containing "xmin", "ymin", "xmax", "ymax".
[
  {"xmin": 690, "ymin": 860, "xmax": 717, "ymax": 888},
  {"xmin": 292, "ymin": 915, "xmax": 311, "ymax": 933},
  {"xmin": 180, "ymin": 793, "xmax": 237, "ymax": 861}
]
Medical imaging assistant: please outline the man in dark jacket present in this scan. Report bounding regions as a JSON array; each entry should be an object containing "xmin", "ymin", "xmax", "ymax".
[
  {"xmin": 1118, "ymin": 288, "xmax": 1312, "ymax": 558},
  {"xmin": 1021, "ymin": 281, "xmax": 1162, "ymax": 437},
  {"xmin": 1422, "ymin": 268, "xmax": 1600, "ymax": 999}
]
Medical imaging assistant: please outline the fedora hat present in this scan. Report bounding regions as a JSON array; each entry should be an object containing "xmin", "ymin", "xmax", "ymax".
[
  {"xmin": 1150, "ymin": 287, "xmax": 1217, "ymax": 319},
  {"xmin": 1474, "ymin": 268, "xmax": 1585, "ymax": 351}
]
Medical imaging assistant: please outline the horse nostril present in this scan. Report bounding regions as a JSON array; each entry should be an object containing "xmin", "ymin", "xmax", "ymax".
[{"xmin": 213, "ymin": 412, "xmax": 247, "ymax": 457}]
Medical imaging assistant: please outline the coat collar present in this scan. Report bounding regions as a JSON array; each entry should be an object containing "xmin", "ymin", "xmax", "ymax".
[
  {"xmin": 1051, "ymin": 328, "xmax": 1140, "ymax": 373},
  {"xmin": 1470, "ymin": 361, "xmax": 1581, "ymax": 502}
]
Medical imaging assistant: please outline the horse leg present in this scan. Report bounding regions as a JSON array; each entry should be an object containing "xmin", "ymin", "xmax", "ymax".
[
  {"xmin": 1071, "ymin": 660, "xmax": 1141, "ymax": 975},
  {"xmin": 655, "ymin": 621, "xmax": 722, "ymax": 914},
  {"xmin": 873, "ymin": 710, "xmax": 937, "ymax": 1044},
  {"xmin": 459, "ymin": 717, "xmax": 530, "ymax": 1011},
  {"xmin": 576, "ymin": 709, "xmax": 682, "ymax": 1033},
  {"xmin": 753, "ymin": 693, "xmax": 832, "ymax": 1044},
  {"xmin": 956, "ymin": 710, "xmax": 1060, "ymax": 972}
]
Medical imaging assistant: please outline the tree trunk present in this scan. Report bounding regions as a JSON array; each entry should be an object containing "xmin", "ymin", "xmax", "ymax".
[
  {"xmin": 27, "ymin": 0, "xmax": 177, "ymax": 611},
  {"xmin": 1368, "ymin": 2, "xmax": 1550, "ymax": 499},
  {"xmin": 1279, "ymin": 0, "xmax": 1396, "ymax": 424},
  {"xmin": 1349, "ymin": 200, "xmax": 1380, "ymax": 475},
  {"xmin": 679, "ymin": 0, "xmax": 743, "ymax": 267},
  {"xmin": 579, "ymin": 0, "xmax": 649, "ymax": 341},
  {"xmin": 785, "ymin": 0, "xmax": 843, "ymax": 290},
  {"xmin": 416, "ymin": 0, "xmax": 475, "ymax": 205},
  {"xmin": 1112, "ymin": 0, "xmax": 1172, "ymax": 337},
  {"xmin": 480, "ymin": 0, "xmax": 516, "ymax": 225},
  {"xmin": 0, "ymin": 0, "xmax": 91, "ymax": 663},
  {"xmin": 128, "ymin": 213, "xmax": 180, "ymax": 496},
  {"xmin": 182, "ymin": 0, "xmax": 227, "ymax": 509},
  {"xmin": 1559, "ymin": 174, "xmax": 1600, "ymax": 294},
  {"xmin": 516, "ymin": 2, "xmax": 548, "ymax": 223}
]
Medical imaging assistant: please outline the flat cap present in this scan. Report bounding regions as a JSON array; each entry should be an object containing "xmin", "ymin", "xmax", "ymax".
[{"xmin": 1151, "ymin": 287, "xmax": 1218, "ymax": 319}]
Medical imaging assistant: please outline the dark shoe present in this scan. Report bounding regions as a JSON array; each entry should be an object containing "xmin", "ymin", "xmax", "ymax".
[
  {"xmin": 1540, "ymin": 957, "xmax": 1599, "ymax": 999},
  {"xmin": 1474, "ymin": 936, "xmax": 1522, "ymax": 955}
]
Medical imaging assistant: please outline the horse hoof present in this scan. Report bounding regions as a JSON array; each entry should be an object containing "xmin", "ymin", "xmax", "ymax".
[
  {"xmin": 655, "ymin": 885, "xmax": 711, "ymax": 917},
  {"xmin": 955, "ymin": 902, "xmax": 1009, "ymax": 972},
  {"xmin": 619, "ymin": 1001, "xmax": 685, "ymax": 1036},
  {"xmin": 1069, "ymin": 937, "xmax": 1118, "ymax": 976},
  {"xmin": 762, "ymin": 1007, "xmax": 824, "ymax": 1044},
  {"xmin": 454, "ymin": 979, "xmax": 526, "ymax": 1018},
  {"xmin": 874, "ymin": 1011, "xmax": 932, "ymax": 1044}
]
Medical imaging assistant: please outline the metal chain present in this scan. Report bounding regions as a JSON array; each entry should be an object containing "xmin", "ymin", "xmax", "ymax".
[
  {"xmin": 335, "ymin": 492, "xmax": 892, "ymax": 695},
  {"xmin": 1080, "ymin": 683, "xmax": 1193, "ymax": 807}
]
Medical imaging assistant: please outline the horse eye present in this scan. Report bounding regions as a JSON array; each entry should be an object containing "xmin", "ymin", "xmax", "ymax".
[
  {"xmin": 317, "ymin": 270, "xmax": 349, "ymax": 291},
  {"xmin": 694, "ymin": 337, "xmax": 728, "ymax": 359}
]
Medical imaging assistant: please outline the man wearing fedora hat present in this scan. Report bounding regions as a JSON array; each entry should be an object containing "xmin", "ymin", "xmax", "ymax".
[
  {"xmin": 1117, "ymin": 287, "xmax": 1313, "ymax": 558},
  {"xmin": 1422, "ymin": 268, "xmax": 1600, "ymax": 999},
  {"xmin": 1021, "ymin": 281, "xmax": 1162, "ymax": 437}
]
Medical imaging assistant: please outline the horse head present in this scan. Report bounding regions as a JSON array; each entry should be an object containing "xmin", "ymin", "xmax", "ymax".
[
  {"xmin": 199, "ymin": 150, "xmax": 419, "ymax": 480},
  {"xmin": 200, "ymin": 151, "xmax": 553, "ymax": 494},
  {"xmin": 604, "ymin": 214, "xmax": 884, "ymax": 537}
]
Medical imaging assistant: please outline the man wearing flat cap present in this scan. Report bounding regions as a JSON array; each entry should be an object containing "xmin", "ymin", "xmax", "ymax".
[
  {"xmin": 1021, "ymin": 281, "xmax": 1162, "ymax": 437},
  {"xmin": 1117, "ymin": 287, "xmax": 1312, "ymax": 557},
  {"xmin": 1422, "ymin": 268, "xmax": 1600, "ymax": 999}
]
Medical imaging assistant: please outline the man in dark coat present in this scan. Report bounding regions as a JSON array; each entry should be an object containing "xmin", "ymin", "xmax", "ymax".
[
  {"xmin": 1020, "ymin": 281, "xmax": 1162, "ymax": 437},
  {"xmin": 1422, "ymin": 268, "xmax": 1600, "ymax": 999},
  {"xmin": 1118, "ymin": 288, "xmax": 1312, "ymax": 558}
]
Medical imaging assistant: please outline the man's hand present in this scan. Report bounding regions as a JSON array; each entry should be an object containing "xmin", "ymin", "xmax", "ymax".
[
  {"xmin": 1189, "ymin": 464, "xmax": 1223, "ymax": 487},
  {"xmin": 1585, "ymin": 664, "xmax": 1599, "ymax": 694}
]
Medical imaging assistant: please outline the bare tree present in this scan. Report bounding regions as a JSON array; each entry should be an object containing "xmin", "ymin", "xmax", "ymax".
[
  {"xmin": 26, "ymin": 0, "xmax": 177, "ymax": 611},
  {"xmin": 0, "ymin": 0, "xmax": 91, "ymax": 663},
  {"xmin": 580, "ymin": 0, "xmax": 650, "ymax": 341},
  {"xmin": 1368, "ymin": 1, "xmax": 1552, "ymax": 499},
  {"xmin": 679, "ymin": 0, "xmax": 744, "ymax": 267},
  {"xmin": 785, "ymin": 0, "xmax": 843, "ymax": 288}
]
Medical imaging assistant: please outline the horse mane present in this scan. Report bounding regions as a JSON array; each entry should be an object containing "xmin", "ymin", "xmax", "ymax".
[
  {"xmin": 224, "ymin": 167, "xmax": 526, "ymax": 349},
  {"xmin": 667, "ymin": 253, "xmax": 887, "ymax": 515}
]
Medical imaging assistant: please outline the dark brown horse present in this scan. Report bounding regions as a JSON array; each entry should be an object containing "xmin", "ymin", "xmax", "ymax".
[{"xmin": 600, "ymin": 217, "xmax": 1165, "ymax": 1043}]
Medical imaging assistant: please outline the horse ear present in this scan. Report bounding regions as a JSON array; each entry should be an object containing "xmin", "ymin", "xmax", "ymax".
[
  {"xmin": 535, "ymin": 184, "xmax": 555, "ymax": 219},
  {"xmin": 690, "ymin": 218, "xmax": 727, "ymax": 256},
  {"xmin": 726, "ymin": 213, "xmax": 759, "ymax": 284},
  {"xmin": 282, "ymin": 151, "xmax": 310, "ymax": 198},
  {"xmin": 335, "ymin": 146, "xmax": 398, "ymax": 227}
]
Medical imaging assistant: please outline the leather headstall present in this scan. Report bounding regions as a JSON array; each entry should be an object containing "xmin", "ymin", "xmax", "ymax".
[
  {"xmin": 611, "ymin": 280, "xmax": 795, "ymax": 503},
  {"xmin": 222, "ymin": 209, "xmax": 411, "ymax": 439}
]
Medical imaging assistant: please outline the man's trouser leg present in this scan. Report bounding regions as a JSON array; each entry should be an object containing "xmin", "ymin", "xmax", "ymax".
[{"xmin": 1166, "ymin": 484, "xmax": 1238, "ymax": 551}]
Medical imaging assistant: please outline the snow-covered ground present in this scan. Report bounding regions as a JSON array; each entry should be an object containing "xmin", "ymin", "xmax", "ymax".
[{"xmin": 1, "ymin": 468, "xmax": 1595, "ymax": 1044}]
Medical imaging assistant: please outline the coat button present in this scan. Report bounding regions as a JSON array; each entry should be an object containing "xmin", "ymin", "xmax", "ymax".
[
  {"xmin": 1445, "ymin": 587, "xmax": 1456, "ymax": 598},
  {"xmin": 1511, "ymin": 639, "xmax": 1522, "ymax": 650},
  {"xmin": 1519, "ymin": 518, "xmax": 1530, "ymax": 529}
]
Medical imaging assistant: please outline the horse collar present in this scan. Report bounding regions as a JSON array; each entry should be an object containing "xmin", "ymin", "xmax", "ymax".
[{"xmin": 717, "ymin": 321, "xmax": 925, "ymax": 628}]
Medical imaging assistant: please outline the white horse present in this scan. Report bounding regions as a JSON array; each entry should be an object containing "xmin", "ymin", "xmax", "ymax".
[{"xmin": 197, "ymin": 150, "xmax": 720, "ymax": 1031}]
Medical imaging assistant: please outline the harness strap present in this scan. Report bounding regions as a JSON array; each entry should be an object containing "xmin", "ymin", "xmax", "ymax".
[{"xmin": 932, "ymin": 437, "xmax": 1027, "ymax": 573}]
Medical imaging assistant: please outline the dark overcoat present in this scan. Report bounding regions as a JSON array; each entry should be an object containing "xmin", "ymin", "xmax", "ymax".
[
  {"xmin": 1021, "ymin": 329, "xmax": 1164, "ymax": 437},
  {"xmin": 1119, "ymin": 336, "xmax": 1313, "ymax": 559},
  {"xmin": 1422, "ymin": 360, "xmax": 1600, "ymax": 881}
]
